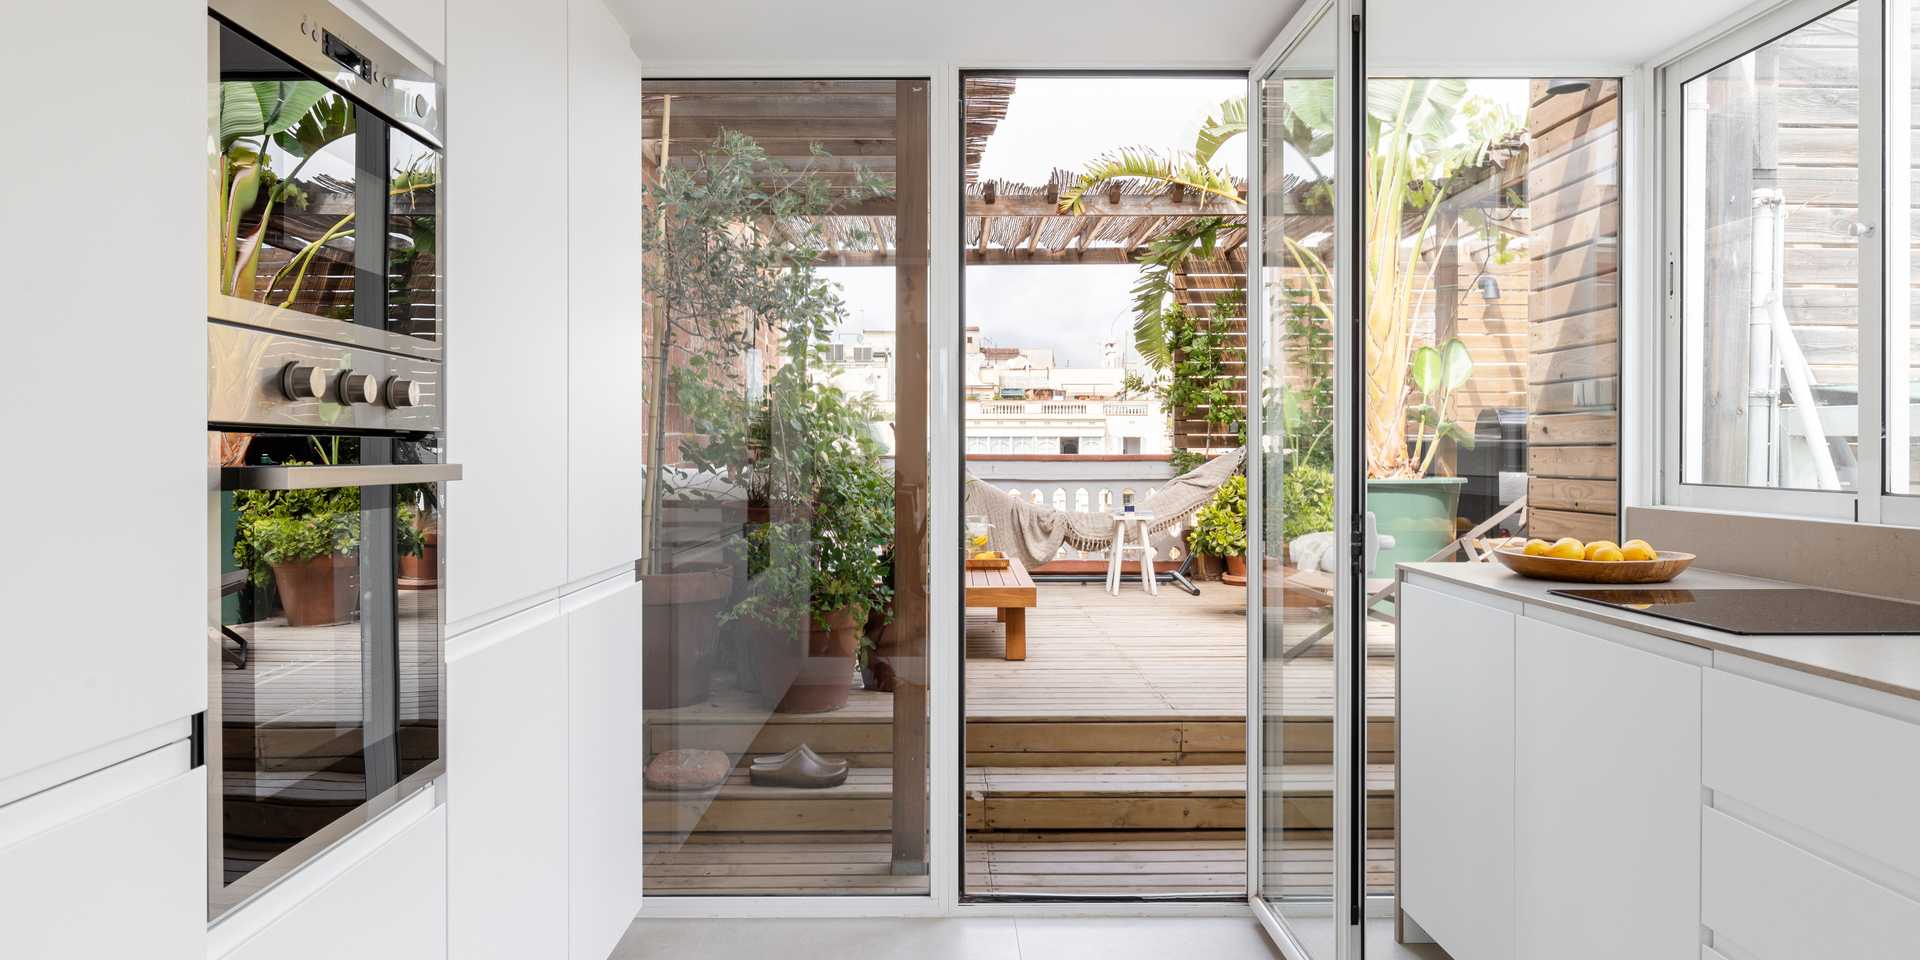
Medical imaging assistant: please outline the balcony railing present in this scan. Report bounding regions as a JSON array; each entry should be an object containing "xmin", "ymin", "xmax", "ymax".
[
  {"xmin": 966, "ymin": 454, "xmax": 1183, "ymax": 562},
  {"xmin": 966, "ymin": 400, "xmax": 1158, "ymax": 418}
]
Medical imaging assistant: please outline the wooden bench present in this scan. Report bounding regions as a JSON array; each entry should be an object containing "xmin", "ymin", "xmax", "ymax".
[{"xmin": 966, "ymin": 557, "xmax": 1038, "ymax": 661}]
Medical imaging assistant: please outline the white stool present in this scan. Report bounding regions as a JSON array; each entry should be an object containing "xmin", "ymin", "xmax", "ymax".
[{"xmin": 1105, "ymin": 511, "xmax": 1158, "ymax": 596}]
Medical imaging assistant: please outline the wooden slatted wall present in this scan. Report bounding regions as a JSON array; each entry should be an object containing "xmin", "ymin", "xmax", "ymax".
[{"xmin": 1525, "ymin": 80, "xmax": 1623, "ymax": 542}]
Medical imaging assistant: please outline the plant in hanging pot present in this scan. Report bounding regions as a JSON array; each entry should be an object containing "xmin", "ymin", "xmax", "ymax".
[{"xmin": 1190, "ymin": 473, "xmax": 1250, "ymax": 584}]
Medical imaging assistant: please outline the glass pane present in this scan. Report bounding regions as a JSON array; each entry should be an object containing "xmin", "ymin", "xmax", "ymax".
[
  {"xmin": 1681, "ymin": 3, "xmax": 1862, "ymax": 491},
  {"xmin": 1260, "ymin": 8, "xmax": 1340, "ymax": 950},
  {"xmin": 957, "ymin": 72, "xmax": 1249, "ymax": 901},
  {"xmin": 215, "ymin": 433, "xmax": 441, "ymax": 890},
  {"xmin": 637, "ymin": 79, "xmax": 930, "ymax": 896},
  {"xmin": 387, "ymin": 128, "xmax": 441, "ymax": 342},
  {"xmin": 1894, "ymin": 0, "xmax": 1920, "ymax": 494}
]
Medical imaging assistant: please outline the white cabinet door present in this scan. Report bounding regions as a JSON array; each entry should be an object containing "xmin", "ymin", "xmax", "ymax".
[
  {"xmin": 443, "ymin": 0, "xmax": 571, "ymax": 624},
  {"xmin": 1399, "ymin": 581, "xmax": 1517, "ymax": 960},
  {"xmin": 0, "ymin": 769, "xmax": 205, "ymax": 960},
  {"xmin": 219, "ymin": 806, "xmax": 448, "ymax": 960},
  {"xmin": 1, "ymin": 0, "xmax": 205, "ymax": 783},
  {"xmin": 448, "ymin": 606, "xmax": 569, "ymax": 959},
  {"xmin": 566, "ymin": 0, "xmax": 646, "ymax": 582},
  {"xmin": 566, "ymin": 580, "xmax": 645, "ymax": 960},
  {"xmin": 1516, "ymin": 616, "xmax": 1701, "ymax": 960}
]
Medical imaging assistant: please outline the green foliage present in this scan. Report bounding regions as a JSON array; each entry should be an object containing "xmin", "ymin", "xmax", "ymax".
[
  {"xmin": 1167, "ymin": 449, "xmax": 1208, "ymax": 476},
  {"xmin": 232, "ymin": 466, "xmax": 423, "ymax": 589},
  {"xmin": 1141, "ymin": 307, "xmax": 1245, "ymax": 444},
  {"xmin": 1406, "ymin": 336, "xmax": 1477, "ymax": 476},
  {"xmin": 1190, "ymin": 474, "xmax": 1248, "ymax": 558},
  {"xmin": 1280, "ymin": 465, "xmax": 1335, "ymax": 543}
]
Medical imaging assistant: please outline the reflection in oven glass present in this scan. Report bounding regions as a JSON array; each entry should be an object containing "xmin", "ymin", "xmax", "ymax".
[{"xmin": 217, "ymin": 433, "xmax": 440, "ymax": 884}]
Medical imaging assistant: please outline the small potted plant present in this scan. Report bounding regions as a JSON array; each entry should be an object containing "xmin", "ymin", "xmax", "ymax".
[
  {"xmin": 234, "ymin": 475, "xmax": 423, "ymax": 627},
  {"xmin": 1191, "ymin": 473, "xmax": 1249, "ymax": 584}
]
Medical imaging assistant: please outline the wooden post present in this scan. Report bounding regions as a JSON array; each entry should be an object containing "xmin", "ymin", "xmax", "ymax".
[{"xmin": 890, "ymin": 78, "xmax": 931, "ymax": 876}]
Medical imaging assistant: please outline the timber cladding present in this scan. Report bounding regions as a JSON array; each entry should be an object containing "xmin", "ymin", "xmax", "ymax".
[{"xmin": 1526, "ymin": 78, "xmax": 1623, "ymax": 543}]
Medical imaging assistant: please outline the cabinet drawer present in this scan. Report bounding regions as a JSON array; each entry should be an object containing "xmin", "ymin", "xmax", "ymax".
[
  {"xmin": 1702, "ymin": 808, "xmax": 1920, "ymax": 959},
  {"xmin": 1704, "ymin": 671, "xmax": 1920, "ymax": 879}
]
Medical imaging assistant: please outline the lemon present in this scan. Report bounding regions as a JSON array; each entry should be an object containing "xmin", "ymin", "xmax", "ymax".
[
  {"xmin": 1621, "ymin": 540, "xmax": 1657, "ymax": 562},
  {"xmin": 1522, "ymin": 538, "xmax": 1552, "ymax": 557},
  {"xmin": 1583, "ymin": 540, "xmax": 1620, "ymax": 561},
  {"xmin": 1589, "ymin": 545, "xmax": 1624, "ymax": 562},
  {"xmin": 1547, "ymin": 538, "xmax": 1585, "ymax": 560}
]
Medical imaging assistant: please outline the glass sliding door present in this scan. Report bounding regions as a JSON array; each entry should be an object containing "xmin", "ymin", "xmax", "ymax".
[{"xmin": 1249, "ymin": 0, "xmax": 1361, "ymax": 956}]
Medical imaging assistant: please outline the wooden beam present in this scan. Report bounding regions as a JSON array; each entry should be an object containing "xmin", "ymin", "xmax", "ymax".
[
  {"xmin": 957, "ymin": 194, "xmax": 1243, "ymax": 218},
  {"xmin": 823, "ymin": 247, "xmax": 1142, "ymax": 267}
]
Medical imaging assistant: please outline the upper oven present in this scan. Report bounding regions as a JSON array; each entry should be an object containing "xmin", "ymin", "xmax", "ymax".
[
  {"xmin": 205, "ymin": 0, "xmax": 452, "ymax": 922},
  {"xmin": 209, "ymin": 0, "xmax": 442, "ymax": 365}
]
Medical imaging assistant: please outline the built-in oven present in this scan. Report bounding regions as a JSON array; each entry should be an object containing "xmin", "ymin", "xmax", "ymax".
[{"xmin": 204, "ymin": 0, "xmax": 453, "ymax": 921}]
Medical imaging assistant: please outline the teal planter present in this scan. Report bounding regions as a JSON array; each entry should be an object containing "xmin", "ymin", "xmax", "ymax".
[{"xmin": 1366, "ymin": 476, "xmax": 1466, "ymax": 574}]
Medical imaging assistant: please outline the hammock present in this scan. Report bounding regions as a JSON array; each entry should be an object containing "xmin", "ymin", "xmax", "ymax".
[{"xmin": 964, "ymin": 449, "xmax": 1245, "ymax": 570}]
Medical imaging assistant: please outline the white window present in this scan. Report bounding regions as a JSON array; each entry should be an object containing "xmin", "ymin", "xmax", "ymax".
[{"xmin": 1663, "ymin": 0, "xmax": 1920, "ymax": 524}]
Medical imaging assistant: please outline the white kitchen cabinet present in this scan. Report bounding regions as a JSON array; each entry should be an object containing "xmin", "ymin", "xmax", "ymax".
[
  {"xmin": 1704, "ymin": 669, "xmax": 1920, "ymax": 880},
  {"xmin": 0, "ymin": 769, "xmax": 204, "ymax": 960},
  {"xmin": 566, "ymin": 0, "xmax": 647, "ymax": 582},
  {"xmin": 1702, "ymin": 807, "xmax": 1920, "ymax": 959},
  {"xmin": 1515, "ymin": 616, "xmax": 1701, "ymax": 960},
  {"xmin": 1399, "ymin": 581, "xmax": 1516, "ymax": 960},
  {"xmin": 361, "ymin": 0, "xmax": 448, "ymax": 65},
  {"xmin": 448, "ymin": 606, "xmax": 570, "ymax": 959},
  {"xmin": 443, "ymin": 0, "xmax": 572, "ymax": 625},
  {"xmin": 218, "ymin": 806, "xmax": 448, "ymax": 960},
  {"xmin": 1, "ymin": 0, "xmax": 205, "ymax": 785},
  {"xmin": 565, "ymin": 579, "xmax": 645, "ymax": 960}
]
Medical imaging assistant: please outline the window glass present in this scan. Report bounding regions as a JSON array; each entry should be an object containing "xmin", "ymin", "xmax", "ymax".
[{"xmin": 1680, "ymin": 3, "xmax": 1862, "ymax": 491}]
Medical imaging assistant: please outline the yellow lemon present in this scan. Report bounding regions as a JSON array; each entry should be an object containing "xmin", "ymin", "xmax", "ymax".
[
  {"xmin": 1582, "ymin": 540, "xmax": 1619, "ymax": 561},
  {"xmin": 1589, "ymin": 545, "xmax": 1624, "ymax": 562},
  {"xmin": 1621, "ymin": 540, "xmax": 1657, "ymax": 562},
  {"xmin": 1522, "ymin": 538, "xmax": 1552, "ymax": 557},
  {"xmin": 1547, "ymin": 538, "xmax": 1585, "ymax": 560}
]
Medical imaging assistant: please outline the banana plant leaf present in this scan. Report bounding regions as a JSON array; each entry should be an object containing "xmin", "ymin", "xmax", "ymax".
[{"xmin": 220, "ymin": 80, "xmax": 331, "ymax": 151}]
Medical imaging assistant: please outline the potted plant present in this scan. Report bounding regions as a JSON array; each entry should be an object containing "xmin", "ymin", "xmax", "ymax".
[
  {"xmin": 637, "ymin": 130, "xmax": 883, "ymax": 709},
  {"xmin": 1191, "ymin": 473, "xmax": 1250, "ymax": 584},
  {"xmin": 234, "ymin": 464, "xmax": 424, "ymax": 627}
]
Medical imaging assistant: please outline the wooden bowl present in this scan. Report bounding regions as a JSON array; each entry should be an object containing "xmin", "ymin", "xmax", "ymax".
[{"xmin": 1491, "ymin": 547, "xmax": 1695, "ymax": 584}]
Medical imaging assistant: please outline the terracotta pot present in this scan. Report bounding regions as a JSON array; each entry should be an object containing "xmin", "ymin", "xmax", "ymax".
[
  {"xmin": 1193, "ymin": 553, "xmax": 1224, "ymax": 581},
  {"xmin": 639, "ymin": 566, "xmax": 735, "ymax": 709},
  {"xmin": 399, "ymin": 531, "xmax": 438, "ymax": 588},
  {"xmin": 269, "ymin": 554, "xmax": 359, "ymax": 627},
  {"xmin": 1221, "ymin": 553, "xmax": 1248, "ymax": 586},
  {"xmin": 775, "ymin": 606, "xmax": 862, "ymax": 714}
]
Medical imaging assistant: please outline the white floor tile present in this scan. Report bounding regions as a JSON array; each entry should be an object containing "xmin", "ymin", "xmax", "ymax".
[
  {"xmin": 1011, "ymin": 917, "xmax": 1282, "ymax": 959},
  {"xmin": 614, "ymin": 917, "xmax": 1021, "ymax": 960}
]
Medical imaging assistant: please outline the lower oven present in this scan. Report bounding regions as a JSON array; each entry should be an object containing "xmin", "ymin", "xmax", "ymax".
[{"xmin": 207, "ymin": 431, "xmax": 455, "ymax": 917}]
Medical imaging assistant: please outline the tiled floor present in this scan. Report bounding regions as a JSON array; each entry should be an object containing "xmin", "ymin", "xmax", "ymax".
[{"xmin": 614, "ymin": 916, "xmax": 1452, "ymax": 959}]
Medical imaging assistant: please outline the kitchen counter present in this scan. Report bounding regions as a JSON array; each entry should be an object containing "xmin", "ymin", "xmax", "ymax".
[{"xmin": 1399, "ymin": 561, "xmax": 1920, "ymax": 701}]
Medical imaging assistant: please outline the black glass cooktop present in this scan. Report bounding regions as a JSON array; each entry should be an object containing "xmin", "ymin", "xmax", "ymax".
[{"xmin": 1548, "ymin": 588, "xmax": 1920, "ymax": 636}]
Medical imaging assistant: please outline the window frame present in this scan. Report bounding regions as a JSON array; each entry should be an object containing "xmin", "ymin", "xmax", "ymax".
[{"xmin": 1658, "ymin": 0, "xmax": 1897, "ymax": 523}]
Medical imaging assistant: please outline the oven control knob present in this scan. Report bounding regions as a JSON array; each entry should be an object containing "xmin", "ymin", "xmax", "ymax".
[
  {"xmin": 385, "ymin": 377, "xmax": 423, "ymax": 408},
  {"xmin": 339, "ymin": 371, "xmax": 379, "ymax": 406},
  {"xmin": 280, "ymin": 363, "xmax": 326, "ymax": 401}
]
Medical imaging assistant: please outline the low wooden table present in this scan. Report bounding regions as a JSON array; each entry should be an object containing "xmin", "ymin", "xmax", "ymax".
[{"xmin": 966, "ymin": 557, "xmax": 1038, "ymax": 661}]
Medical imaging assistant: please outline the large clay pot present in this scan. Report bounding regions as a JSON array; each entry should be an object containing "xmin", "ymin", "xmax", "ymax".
[
  {"xmin": 269, "ymin": 554, "xmax": 359, "ymax": 626},
  {"xmin": 774, "ymin": 606, "xmax": 863, "ymax": 714},
  {"xmin": 1221, "ymin": 553, "xmax": 1249, "ymax": 586},
  {"xmin": 640, "ymin": 566, "xmax": 734, "ymax": 709},
  {"xmin": 399, "ymin": 529, "xmax": 439, "ymax": 588}
]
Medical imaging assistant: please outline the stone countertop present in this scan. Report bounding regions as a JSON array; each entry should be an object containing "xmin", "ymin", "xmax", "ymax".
[{"xmin": 1398, "ymin": 560, "xmax": 1920, "ymax": 701}]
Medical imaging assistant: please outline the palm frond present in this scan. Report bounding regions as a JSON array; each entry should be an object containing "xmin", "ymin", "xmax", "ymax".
[
  {"xmin": 1056, "ymin": 147, "xmax": 1243, "ymax": 215},
  {"xmin": 1193, "ymin": 96, "xmax": 1248, "ymax": 166}
]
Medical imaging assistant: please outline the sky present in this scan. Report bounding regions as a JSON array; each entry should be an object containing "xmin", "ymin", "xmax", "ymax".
[
  {"xmin": 829, "ymin": 76, "xmax": 1247, "ymax": 367},
  {"xmin": 826, "ymin": 76, "xmax": 1532, "ymax": 368}
]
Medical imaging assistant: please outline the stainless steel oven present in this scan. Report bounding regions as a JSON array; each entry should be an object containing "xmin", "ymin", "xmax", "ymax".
[{"xmin": 204, "ymin": 0, "xmax": 454, "ymax": 921}]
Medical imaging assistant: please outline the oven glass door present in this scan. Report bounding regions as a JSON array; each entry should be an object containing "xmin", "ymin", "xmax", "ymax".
[
  {"xmin": 213, "ymin": 17, "xmax": 441, "ymax": 350},
  {"xmin": 212, "ymin": 431, "xmax": 442, "ymax": 913}
]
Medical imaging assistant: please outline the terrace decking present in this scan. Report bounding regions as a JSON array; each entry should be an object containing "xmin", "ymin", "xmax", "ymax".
[{"xmin": 643, "ymin": 578, "xmax": 1400, "ymax": 898}]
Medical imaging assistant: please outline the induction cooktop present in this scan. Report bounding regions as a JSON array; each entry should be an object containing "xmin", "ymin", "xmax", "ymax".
[{"xmin": 1547, "ymin": 587, "xmax": 1920, "ymax": 636}]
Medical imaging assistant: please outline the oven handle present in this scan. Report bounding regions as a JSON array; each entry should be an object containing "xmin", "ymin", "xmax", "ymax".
[{"xmin": 220, "ymin": 463, "xmax": 463, "ymax": 491}]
